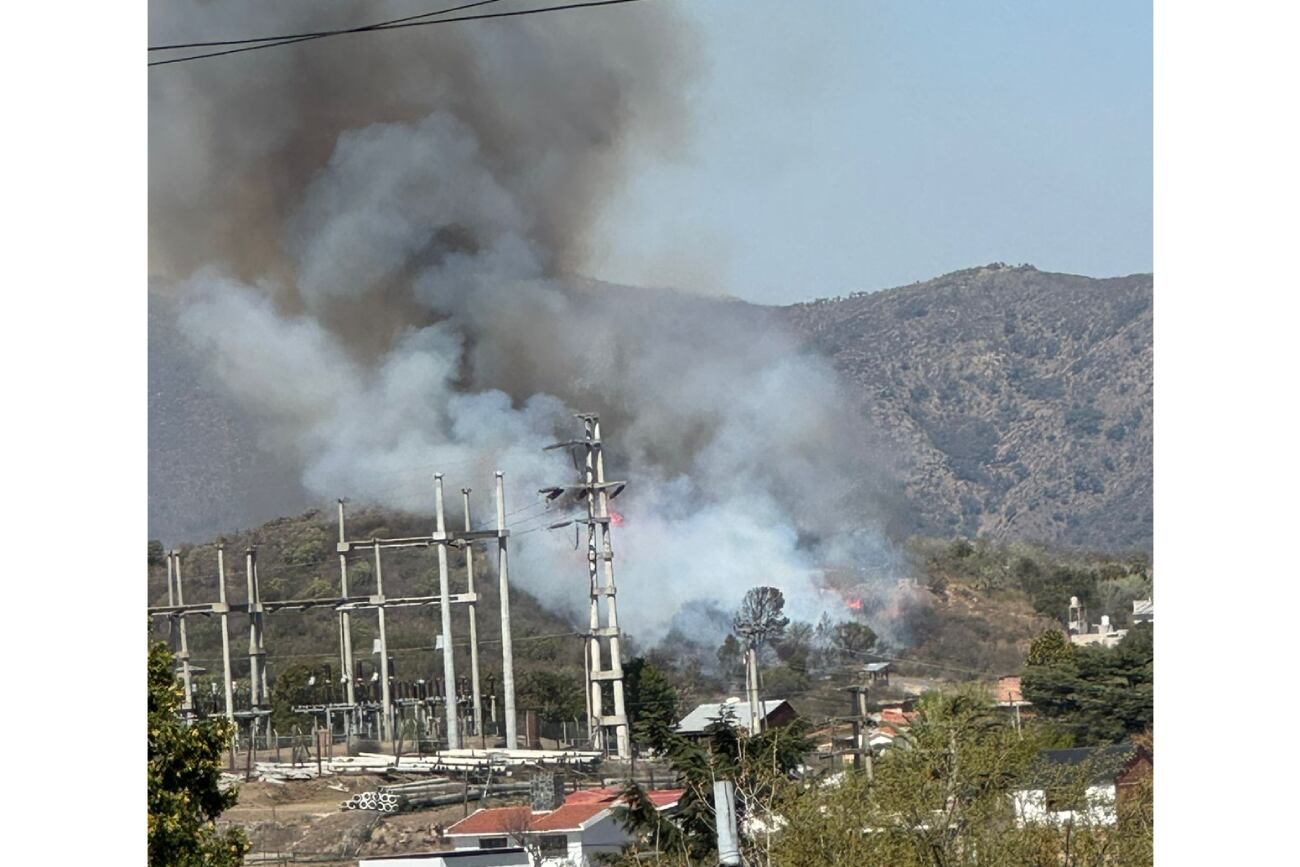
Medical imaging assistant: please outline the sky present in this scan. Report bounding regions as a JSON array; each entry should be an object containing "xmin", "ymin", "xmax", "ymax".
[{"xmin": 585, "ymin": 0, "xmax": 1153, "ymax": 305}]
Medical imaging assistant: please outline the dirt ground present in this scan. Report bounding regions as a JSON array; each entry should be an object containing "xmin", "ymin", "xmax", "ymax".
[{"xmin": 225, "ymin": 774, "xmax": 532, "ymax": 865}]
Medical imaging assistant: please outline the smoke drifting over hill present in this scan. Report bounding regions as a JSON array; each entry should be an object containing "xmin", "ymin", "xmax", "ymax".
[{"xmin": 149, "ymin": 1, "xmax": 911, "ymax": 645}]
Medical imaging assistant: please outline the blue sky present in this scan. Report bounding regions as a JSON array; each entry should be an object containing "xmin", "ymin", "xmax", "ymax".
[{"xmin": 586, "ymin": 0, "xmax": 1153, "ymax": 304}]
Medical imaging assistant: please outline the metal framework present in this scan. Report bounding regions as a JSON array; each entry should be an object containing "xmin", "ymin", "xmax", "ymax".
[
  {"xmin": 542, "ymin": 414, "xmax": 630, "ymax": 760},
  {"xmin": 147, "ymin": 471, "xmax": 520, "ymax": 750}
]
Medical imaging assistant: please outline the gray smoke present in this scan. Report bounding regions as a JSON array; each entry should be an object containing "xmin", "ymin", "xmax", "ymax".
[{"xmin": 150, "ymin": 0, "xmax": 917, "ymax": 646}]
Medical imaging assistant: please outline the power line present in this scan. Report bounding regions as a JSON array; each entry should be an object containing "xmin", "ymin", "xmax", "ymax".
[
  {"xmin": 149, "ymin": 0, "xmax": 656, "ymax": 67},
  {"xmin": 150, "ymin": 0, "xmax": 503, "ymax": 51}
]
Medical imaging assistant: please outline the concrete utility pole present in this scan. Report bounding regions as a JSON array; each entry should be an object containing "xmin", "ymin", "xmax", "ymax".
[
  {"xmin": 496, "ymin": 471, "xmax": 518, "ymax": 749},
  {"xmin": 744, "ymin": 642, "xmax": 763, "ymax": 736},
  {"xmin": 544, "ymin": 415, "xmax": 630, "ymax": 760},
  {"xmin": 714, "ymin": 779, "xmax": 742, "ymax": 866},
  {"xmin": 170, "ymin": 552, "xmax": 195, "ymax": 717},
  {"xmin": 462, "ymin": 488, "xmax": 484, "ymax": 738},
  {"xmin": 336, "ymin": 501, "xmax": 357, "ymax": 715},
  {"xmin": 217, "ymin": 545, "xmax": 234, "ymax": 721},
  {"xmin": 848, "ymin": 684, "xmax": 873, "ymax": 780},
  {"xmin": 373, "ymin": 542, "xmax": 393, "ymax": 742},
  {"xmin": 434, "ymin": 474, "xmax": 460, "ymax": 750},
  {"xmin": 245, "ymin": 548, "xmax": 266, "ymax": 742}
]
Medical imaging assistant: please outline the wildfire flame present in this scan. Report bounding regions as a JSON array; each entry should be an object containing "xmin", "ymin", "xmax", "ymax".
[
  {"xmin": 609, "ymin": 510, "xmax": 624, "ymax": 527},
  {"xmin": 846, "ymin": 598, "xmax": 863, "ymax": 611}
]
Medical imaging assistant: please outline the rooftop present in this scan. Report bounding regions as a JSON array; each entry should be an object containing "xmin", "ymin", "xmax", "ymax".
[
  {"xmin": 1029, "ymin": 745, "xmax": 1147, "ymax": 786},
  {"xmin": 676, "ymin": 699, "xmax": 790, "ymax": 734},
  {"xmin": 445, "ymin": 787, "xmax": 684, "ymax": 837}
]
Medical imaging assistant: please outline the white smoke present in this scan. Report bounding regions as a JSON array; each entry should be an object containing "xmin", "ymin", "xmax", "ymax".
[{"xmin": 151, "ymin": 0, "xmax": 915, "ymax": 647}]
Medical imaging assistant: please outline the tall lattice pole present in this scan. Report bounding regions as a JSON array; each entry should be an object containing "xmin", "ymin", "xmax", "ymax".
[
  {"xmin": 462, "ymin": 488, "xmax": 484, "ymax": 738},
  {"xmin": 592, "ymin": 417, "xmax": 630, "ymax": 759},
  {"xmin": 550, "ymin": 415, "xmax": 630, "ymax": 759}
]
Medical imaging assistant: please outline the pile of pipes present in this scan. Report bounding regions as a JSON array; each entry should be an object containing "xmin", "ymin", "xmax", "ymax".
[
  {"xmin": 340, "ymin": 780, "xmax": 533, "ymax": 814},
  {"xmin": 341, "ymin": 790, "xmax": 402, "ymax": 813},
  {"xmin": 232, "ymin": 748, "xmax": 604, "ymax": 783}
]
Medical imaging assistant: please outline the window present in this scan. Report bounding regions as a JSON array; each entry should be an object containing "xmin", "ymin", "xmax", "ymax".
[
  {"xmin": 538, "ymin": 834, "xmax": 568, "ymax": 856},
  {"xmin": 478, "ymin": 836, "xmax": 508, "ymax": 849}
]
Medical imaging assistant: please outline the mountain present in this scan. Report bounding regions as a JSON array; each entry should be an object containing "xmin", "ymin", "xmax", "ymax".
[
  {"xmin": 777, "ymin": 263, "xmax": 1152, "ymax": 551},
  {"xmin": 149, "ymin": 263, "xmax": 1152, "ymax": 551}
]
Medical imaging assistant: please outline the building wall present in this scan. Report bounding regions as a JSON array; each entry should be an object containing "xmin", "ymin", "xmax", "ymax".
[
  {"xmin": 359, "ymin": 850, "xmax": 530, "ymax": 867},
  {"xmin": 1012, "ymin": 784, "xmax": 1118, "ymax": 827},
  {"xmin": 766, "ymin": 704, "xmax": 799, "ymax": 730}
]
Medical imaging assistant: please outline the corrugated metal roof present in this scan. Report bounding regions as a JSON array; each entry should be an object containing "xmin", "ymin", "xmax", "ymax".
[{"xmin": 675, "ymin": 699, "xmax": 788, "ymax": 734}]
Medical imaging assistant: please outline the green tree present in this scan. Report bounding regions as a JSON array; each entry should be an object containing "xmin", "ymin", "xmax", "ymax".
[
  {"xmin": 624, "ymin": 657, "xmax": 680, "ymax": 753},
  {"xmin": 269, "ymin": 662, "xmax": 320, "ymax": 732},
  {"xmin": 769, "ymin": 687, "xmax": 1151, "ymax": 866},
  {"xmin": 774, "ymin": 621, "xmax": 814, "ymax": 670},
  {"xmin": 608, "ymin": 705, "xmax": 812, "ymax": 866},
  {"xmin": 1026, "ymin": 628, "xmax": 1073, "ymax": 667},
  {"xmin": 148, "ymin": 540, "xmax": 166, "ymax": 567},
  {"xmin": 831, "ymin": 621, "xmax": 878, "ymax": 662},
  {"xmin": 1022, "ymin": 625, "xmax": 1153, "ymax": 745},
  {"xmin": 148, "ymin": 641, "xmax": 248, "ymax": 867},
  {"xmin": 517, "ymin": 669, "xmax": 586, "ymax": 724}
]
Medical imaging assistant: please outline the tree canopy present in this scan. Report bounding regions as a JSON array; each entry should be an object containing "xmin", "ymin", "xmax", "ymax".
[
  {"xmin": 1021, "ymin": 624, "xmax": 1153, "ymax": 745},
  {"xmin": 148, "ymin": 641, "xmax": 248, "ymax": 867}
]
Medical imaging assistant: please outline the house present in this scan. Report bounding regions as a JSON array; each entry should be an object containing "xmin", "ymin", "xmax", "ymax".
[
  {"xmin": 1131, "ymin": 598, "xmax": 1154, "ymax": 625},
  {"xmin": 360, "ymin": 851, "xmax": 530, "ymax": 866},
  {"xmin": 441, "ymin": 784, "xmax": 684, "ymax": 866},
  {"xmin": 1069, "ymin": 614, "xmax": 1127, "ymax": 648},
  {"xmin": 674, "ymin": 698, "xmax": 797, "ymax": 738},
  {"xmin": 1012, "ymin": 744, "xmax": 1151, "ymax": 827}
]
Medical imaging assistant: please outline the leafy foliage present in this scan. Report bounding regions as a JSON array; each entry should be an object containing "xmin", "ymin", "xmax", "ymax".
[
  {"xmin": 1026, "ymin": 629, "xmax": 1074, "ymax": 667},
  {"xmin": 1022, "ymin": 624, "xmax": 1153, "ymax": 745},
  {"xmin": 516, "ymin": 668, "xmax": 587, "ymax": 724},
  {"xmin": 830, "ymin": 621, "xmax": 877, "ymax": 662},
  {"xmin": 772, "ymin": 687, "xmax": 1152, "ymax": 866},
  {"xmin": 624, "ymin": 657, "xmax": 680, "ymax": 753},
  {"xmin": 608, "ymin": 706, "xmax": 812, "ymax": 866},
  {"xmin": 148, "ymin": 641, "xmax": 248, "ymax": 867}
]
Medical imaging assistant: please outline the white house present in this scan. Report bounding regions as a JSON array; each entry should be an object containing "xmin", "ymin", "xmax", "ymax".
[
  {"xmin": 438, "ymin": 786, "xmax": 684, "ymax": 867},
  {"xmin": 1012, "ymin": 745, "xmax": 1150, "ymax": 828},
  {"xmin": 360, "ymin": 850, "xmax": 530, "ymax": 867}
]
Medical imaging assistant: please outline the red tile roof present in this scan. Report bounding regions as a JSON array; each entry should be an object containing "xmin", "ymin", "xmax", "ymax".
[
  {"xmin": 879, "ymin": 708, "xmax": 917, "ymax": 726},
  {"xmin": 446, "ymin": 788, "xmax": 685, "ymax": 836}
]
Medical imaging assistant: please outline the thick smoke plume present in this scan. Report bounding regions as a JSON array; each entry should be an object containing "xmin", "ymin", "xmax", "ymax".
[{"xmin": 150, "ymin": 1, "xmax": 916, "ymax": 648}]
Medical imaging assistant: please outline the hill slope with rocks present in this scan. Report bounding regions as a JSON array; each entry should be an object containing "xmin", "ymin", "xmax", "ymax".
[
  {"xmin": 778, "ymin": 263, "xmax": 1152, "ymax": 550},
  {"xmin": 150, "ymin": 264, "xmax": 1151, "ymax": 551}
]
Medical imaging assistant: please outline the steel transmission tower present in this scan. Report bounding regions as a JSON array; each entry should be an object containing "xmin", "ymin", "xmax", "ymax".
[{"xmin": 543, "ymin": 414, "xmax": 630, "ymax": 760}]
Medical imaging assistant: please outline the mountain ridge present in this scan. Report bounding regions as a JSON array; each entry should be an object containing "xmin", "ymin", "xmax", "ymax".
[{"xmin": 149, "ymin": 263, "xmax": 1153, "ymax": 551}]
